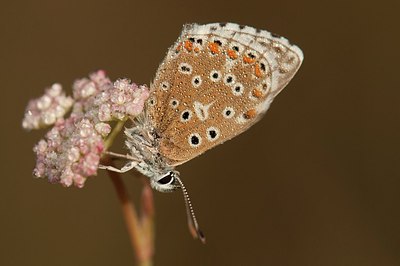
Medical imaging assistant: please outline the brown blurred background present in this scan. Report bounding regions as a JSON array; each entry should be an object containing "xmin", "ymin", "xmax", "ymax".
[{"xmin": 1, "ymin": 0, "xmax": 399, "ymax": 265}]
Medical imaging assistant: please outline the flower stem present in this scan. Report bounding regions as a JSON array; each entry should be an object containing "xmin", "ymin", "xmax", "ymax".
[
  {"xmin": 103, "ymin": 156, "xmax": 154, "ymax": 265},
  {"xmin": 104, "ymin": 120, "xmax": 126, "ymax": 150}
]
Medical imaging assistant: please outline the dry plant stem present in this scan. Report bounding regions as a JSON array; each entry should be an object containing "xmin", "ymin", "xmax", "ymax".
[
  {"xmin": 140, "ymin": 178, "xmax": 155, "ymax": 260},
  {"xmin": 104, "ymin": 156, "xmax": 154, "ymax": 266}
]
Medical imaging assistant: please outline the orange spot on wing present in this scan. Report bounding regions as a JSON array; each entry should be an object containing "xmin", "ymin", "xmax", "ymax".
[
  {"xmin": 244, "ymin": 109, "xmax": 257, "ymax": 119},
  {"xmin": 184, "ymin": 40, "xmax": 193, "ymax": 52},
  {"xmin": 208, "ymin": 42, "xmax": 220, "ymax": 54},
  {"xmin": 227, "ymin": 49, "xmax": 238, "ymax": 59},
  {"xmin": 254, "ymin": 64, "xmax": 262, "ymax": 78},
  {"xmin": 243, "ymin": 55, "xmax": 256, "ymax": 64},
  {"xmin": 252, "ymin": 89, "xmax": 263, "ymax": 99},
  {"xmin": 176, "ymin": 43, "xmax": 182, "ymax": 52},
  {"xmin": 194, "ymin": 47, "xmax": 200, "ymax": 53}
]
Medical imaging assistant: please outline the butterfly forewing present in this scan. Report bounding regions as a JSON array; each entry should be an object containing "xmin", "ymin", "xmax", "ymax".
[{"xmin": 147, "ymin": 23, "xmax": 303, "ymax": 166}]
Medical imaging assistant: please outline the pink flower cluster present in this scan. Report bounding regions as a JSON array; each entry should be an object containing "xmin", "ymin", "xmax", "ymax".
[
  {"xmin": 33, "ymin": 116, "xmax": 104, "ymax": 187},
  {"xmin": 22, "ymin": 83, "xmax": 74, "ymax": 130},
  {"xmin": 23, "ymin": 70, "xmax": 149, "ymax": 188}
]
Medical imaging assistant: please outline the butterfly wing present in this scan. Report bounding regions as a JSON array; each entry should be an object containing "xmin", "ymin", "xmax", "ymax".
[{"xmin": 147, "ymin": 23, "xmax": 303, "ymax": 166}]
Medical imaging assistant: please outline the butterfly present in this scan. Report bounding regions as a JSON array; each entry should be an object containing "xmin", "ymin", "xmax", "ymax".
[{"xmin": 100, "ymin": 22, "xmax": 303, "ymax": 243}]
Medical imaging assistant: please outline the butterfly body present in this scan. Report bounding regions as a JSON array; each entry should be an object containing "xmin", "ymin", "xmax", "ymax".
[{"xmin": 124, "ymin": 111, "xmax": 178, "ymax": 192}]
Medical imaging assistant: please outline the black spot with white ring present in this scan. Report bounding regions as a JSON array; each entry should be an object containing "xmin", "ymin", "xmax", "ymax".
[
  {"xmin": 214, "ymin": 40, "xmax": 222, "ymax": 46},
  {"xmin": 169, "ymin": 99, "xmax": 179, "ymax": 108},
  {"xmin": 209, "ymin": 130, "xmax": 217, "ymax": 139},
  {"xmin": 222, "ymin": 107, "xmax": 235, "ymax": 119},
  {"xmin": 232, "ymin": 83, "xmax": 244, "ymax": 96},
  {"xmin": 180, "ymin": 110, "xmax": 192, "ymax": 122},
  {"xmin": 178, "ymin": 63, "xmax": 192, "ymax": 74},
  {"xmin": 148, "ymin": 96, "xmax": 157, "ymax": 106},
  {"xmin": 230, "ymin": 43, "xmax": 244, "ymax": 54},
  {"xmin": 206, "ymin": 127, "xmax": 220, "ymax": 141},
  {"xmin": 210, "ymin": 70, "xmax": 222, "ymax": 82},
  {"xmin": 262, "ymin": 82, "xmax": 269, "ymax": 92},
  {"xmin": 188, "ymin": 133, "xmax": 202, "ymax": 147},
  {"xmin": 191, "ymin": 75, "xmax": 202, "ymax": 88},
  {"xmin": 224, "ymin": 74, "xmax": 236, "ymax": 86},
  {"xmin": 248, "ymin": 52, "xmax": 256, "ymax": 59},
  {"xmin": 160, "ymin": 81, "xmax": 170, "ymax": 91}
]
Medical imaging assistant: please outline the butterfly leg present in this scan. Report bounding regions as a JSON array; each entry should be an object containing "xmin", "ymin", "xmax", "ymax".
[
  {"xmin": 98, "ymin": 161, "xmax": 138, "ymax": 173},
  {"xmin": 99, "ymin": 151, "xmax": 138, "ymax": 173},
  {"xmin": 103, "ymin": 150, "xmax": 136, "ymax": 161}
]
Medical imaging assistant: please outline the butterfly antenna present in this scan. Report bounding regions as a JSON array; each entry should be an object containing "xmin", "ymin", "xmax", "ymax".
[{"xmin": 175, "ymin": 176, "xmax": 206, "ymax": 244}]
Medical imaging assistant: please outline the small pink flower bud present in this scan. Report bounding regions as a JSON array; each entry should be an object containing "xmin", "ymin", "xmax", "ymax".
[
  {"xmin": 95, "ymin": 122, "xmax": 111, "ymax": 137},
  {"xmin": 22, "ymin": 84, "xmax": 74, "ymax": 130}
]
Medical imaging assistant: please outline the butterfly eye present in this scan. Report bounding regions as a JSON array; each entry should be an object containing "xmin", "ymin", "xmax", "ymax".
[{"xmin": 157, "ymin": 172, "xmax": 175, "ymax": 185}]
